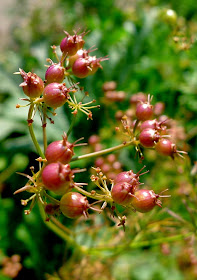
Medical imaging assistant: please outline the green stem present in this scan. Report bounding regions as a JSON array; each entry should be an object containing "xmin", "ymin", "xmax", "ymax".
[
  {"xmin": 87, "ymin": 232, "xmax": 194, "ymax": 255},
  {"xmin": 0, "ymin": 163, "xmax": 18, "ymax": 183},
  {"xmin": 74, "ymin": 185, "xmax": 113, "ymax": 202},
  {"xmin": 67, "ymin": 113, "xmax": 77, "ymax": 137},
  {"xmin": 44, "ymin": 191, "xmax": 61, "ymax": 204},
  {"xmin": 71, "ymin": 139, "xmax": 137, "ymax": 162},
  {"xmin": 50, "ymin": 216, "xmax": 73, "ymax": 236},
  {"xmin": 128, "ymin": 232, "xmax": 193, "ymax": 248},
  {"xmin": 28, "ymin": 104, "xmax": 45, "ymax": 158},
  {"xmin": 38, "ymin": 201, "xmax": 86, "ymax": 252}
]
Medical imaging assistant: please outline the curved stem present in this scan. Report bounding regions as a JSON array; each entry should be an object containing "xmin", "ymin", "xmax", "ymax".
[
  {"xmin": 0, "ymin": 162, "xmax": 20, "ymax": 184},
  {"xmin": 50, "ymin": 216, "xmax": 73, "ymax": 236},
  {"xmin": 74, "ymin": 185, "xmax": 113, "ymax": 203},
  {"xmin": 67, "ymin": 113, "xmax": 77, "ymax": 137},
  {"xmin": 28, "ymin": 104, "xmax": 45, "ymax": 158},
  {"xmin": 44, "ymin": 191, "xmax": 61, "ymax": 204},
  {"xmin": 128, "ymin": 232, "xmax": 193, "ymax": 249},
  {"xmin": 71, "ymin": 139, "xmax": 138, "ymax": 162},
  {"xmin": 87, "ymin": 232, "xmax": 194, "ymax": 255},
  {"xmin": 38, "ymin": 201, "xmax": 86, "ymax": 253}
]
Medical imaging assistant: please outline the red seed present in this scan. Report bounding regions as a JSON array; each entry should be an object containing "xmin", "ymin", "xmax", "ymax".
[
  {"xmin": 68, "ymin": 49, "xmax": 91, "ymax": 68},
  {"xmin": 111, "ymin": 182, "xmax": 136, "ymax": 205},
  {"xmin": 131, "ymin": 189, "xmax": 162, "ymax": 213},
  {"xmin": 45, "ymin": 63, "xmax": 65, "ymax": 84},
  {"xmin": 60, "ymin": 31, "xmax": 85, "ymax": 56},
  {"xmin": 155, "ymin": 139, "xmax": 176, "ymax": 156},
  {"xmin": 42, "ymin": 162, "xmax": 74, "ymax": 195},
  {"xmin": 72, "ymin": 57, "xmax": 91, "ymax": 78},
  {"xmin": 140, "ymin": 119, "xmax": 158, "ymax": 131},
  {"xmin": 139, "ymin": 128, "xmax": 160, "ymax": 148},
  {"xmin": 45, "ymin": 134, "xmax": 74, "ymax": 164},
  {"xmin": 114, "ymin": 170, "xmax": 136, "ymax": 184},
  {"xmin": 136, "ymin": 102, "xmax": 154, "ymax": 121},
  {"xmin": 114, "ymin": 166, "xmax": 147, "ymax": 185},
  {"xmin": 43, "ymin": 82, "xmax": 70, "ymax": 108},
  {"xmin": 60, "ymin": 192, "xmax": 89, "ymax": 218},
  {"xmin": 19, "ymin": 69, "xmax": 44, "ymax": 98}
]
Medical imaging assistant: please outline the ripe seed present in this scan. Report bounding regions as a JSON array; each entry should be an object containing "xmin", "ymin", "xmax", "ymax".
[
  {"xmin": 45, "ymin": 134, "xmax": 74, "ymax": 164},
  {"xmin": 136, "ymin": 95, "xmax": 154, "ymax": 121},
  {"xmin": 114, "ymin": 166, "xmax": 148, "ymax": 185},
  {"xmin": 60, "ymin": 192, "xmax": 89, "ymax": 218},
  {"xmin": 131, "ymin": 189, "xmax": 162, "ymax": 213},
  {"xmin": 89, "ymin": 55, "xmax": 109, "ymax": 75},
  {"xmin": 72, "ymin": 57, "xmax": 91, "ymax": 78},
  {"xmin": 60, "ymin": 37, "xmax": 78, "ymax": 56},
  {"xmin": 45, "ymin": 63, "xmax": 65, "ymax": 84},
  {"xmin": 114, "ymin": 170, "xmax": 135, "ymax": 184},
  {"xmin": 68, "ymin": 49, "xmax": 87, "ymax": 68},
  {"xmin": 43, "ymin": 82, "xmax": 71, "ymax": 108},
  {"xmin": 155, "ymin": 139, "xmax": 187, "ymax": 159},
  {"xmin": 139, "ymin": 128, "xmax": 160, "ymax": 148},
  {"xmin": 42, "ymin": 162, "xmax": 74, "ymax": 195},
  {"xmin": 87, "ymin": 56, "xmax": 106, "ymax": 75},
  {"xmin": 60, "ymin": 31, "xmax": 86, "ymax": 56},
  {"xmin": 68, "ymin": 48, "xmax": 95, "ymax": 68},
  {"xmin": 19, "ymin": 68, "xmax": 44, "ymax": 98},
  {"xmin": 136, "ymin": 102, "xmax": 154, "ymax": 121},
  {"xmin": 140, "ymin": 119, "xmax": 167, "ymax": 134},
  {"xmin": 111, "ymin": 182, "xmax": 137, "ymax": 205},
  {"xmin": 140, "ymin": 119, "xmax": 158, "ymax": 131},
  {"xmin": 155, "ymin": 139, "xmax": 176, "ymax": 157},
  {"xmin": 72, "ymin": 55, "xmax": 108, "ymax": 78}
]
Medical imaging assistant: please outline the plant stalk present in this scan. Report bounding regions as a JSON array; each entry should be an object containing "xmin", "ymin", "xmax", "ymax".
[
  {"xmin": 28, "ymin": 104, "xmax": 45, "ymax": 158},
  {"xmin": 67, "ymin": 113, "xmax": 77, "ymax": 137},
  {"xmin": 38, "ymin": 201, "xmax": 86, "ymax": 253},
  {"xmin": 71, "ymin": 139, "xmax": 137, "ymax": 162}
]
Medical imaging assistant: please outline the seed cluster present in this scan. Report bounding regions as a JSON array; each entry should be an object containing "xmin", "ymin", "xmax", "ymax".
[
  {"xmin": 17, "ymin": 30, "xmax": 107, "ymax": 114},
  {"xmin": 14, "ymin": 30, "xmax": 187, "ymax": 228},
  {"xmin": 14, "ymin": 30, "xmax": 110, "ymax": 221},
  {"xmin": 111, "ymin": 167, "xmax": 164, "ymax": 212},
  {"xmin": 135, "ymin": 95, "xmax": 186, "ymax": 158}
]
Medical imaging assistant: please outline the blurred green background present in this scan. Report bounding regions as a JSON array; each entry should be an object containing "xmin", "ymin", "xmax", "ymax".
[{"xmin": 0, "ymin": 0, "xmax": 197, "ymax": 279}]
